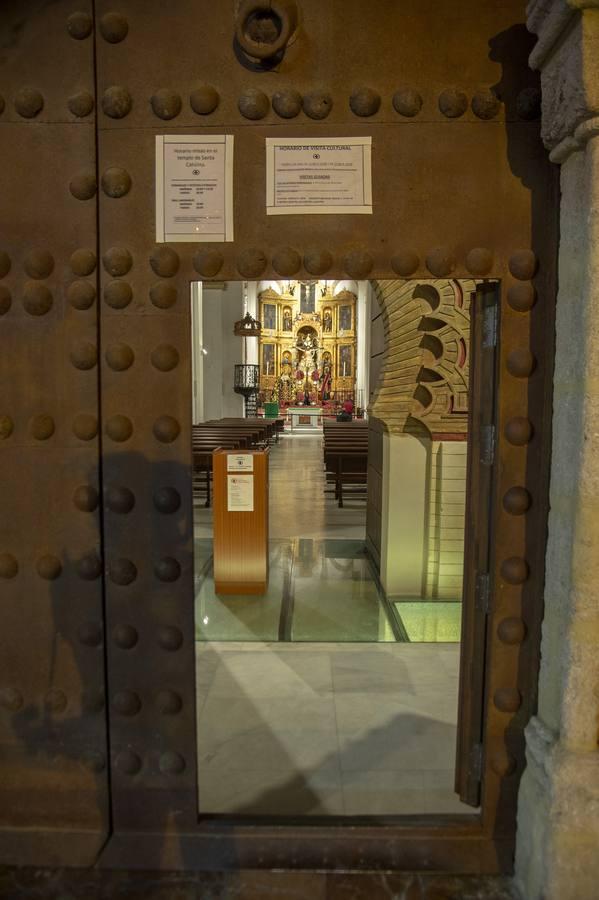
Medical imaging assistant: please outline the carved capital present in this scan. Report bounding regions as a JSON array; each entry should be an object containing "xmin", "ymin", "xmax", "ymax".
[{"xmin": 527, "ymin": 0, "xmax": 599, "ymax": 158}]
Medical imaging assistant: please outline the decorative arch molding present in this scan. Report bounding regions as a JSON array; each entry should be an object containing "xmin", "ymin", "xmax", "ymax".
[{"xmin": 369, "ymin": 278, "xmax": 478, "ymax": 435}]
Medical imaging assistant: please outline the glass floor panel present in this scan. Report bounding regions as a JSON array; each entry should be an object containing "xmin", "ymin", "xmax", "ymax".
[
  {"xmin": 195, "ymin": 541, "xmax": 291, "ymax": 642},
  {"xmin": 393, "ymin": 601, "xmax": 462, "ymax": 643},
  {"xmin": 195, "ymin": 538, "xmax": 396, "ymax": 642}
]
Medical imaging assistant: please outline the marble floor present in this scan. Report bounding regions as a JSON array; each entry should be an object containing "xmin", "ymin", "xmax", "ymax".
[{"xmin": 194, "ymin": 431, "xmax": 470, "ymax": 817}]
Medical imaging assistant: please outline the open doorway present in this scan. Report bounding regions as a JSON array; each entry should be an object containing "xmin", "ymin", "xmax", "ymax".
[{"xmin": 190, "ymin": 278, "xmax": 495, "ymax": 818}]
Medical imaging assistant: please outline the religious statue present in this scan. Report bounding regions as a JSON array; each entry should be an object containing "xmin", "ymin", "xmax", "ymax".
[
  {"xmin": 283, "ymin": 308, "xmax": 292, "ymax": 331},
  {"xmin": 323, "ymin": 309, "xmax": 332, "ymax": 332},
  {"xmin": 320, "ymin": 364, "xmax": 332, "ymax": 401}
]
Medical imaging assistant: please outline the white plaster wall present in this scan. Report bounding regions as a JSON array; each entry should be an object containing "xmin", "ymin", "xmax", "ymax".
[{"xmin": 196, "ymin": 283, "xmax": 244, "ymax": 421}]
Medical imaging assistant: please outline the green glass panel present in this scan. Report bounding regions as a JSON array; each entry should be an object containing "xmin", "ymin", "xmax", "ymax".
[{"xmin": 393, "ymin": 601, "xmax": 462, "ymax": 643}]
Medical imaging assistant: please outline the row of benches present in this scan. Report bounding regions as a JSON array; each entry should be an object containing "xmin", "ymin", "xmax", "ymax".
[
  {"xmin": 323, "ymin": 420, "xmax": 369, "ymax": 507},
  {"xmin": 192, "ymin": 418, "xmax": 282, "ymax": 506}
]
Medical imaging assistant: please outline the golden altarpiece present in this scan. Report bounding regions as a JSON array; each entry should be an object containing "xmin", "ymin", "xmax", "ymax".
[{"xmin": 258, "ymin": 282, "xmax": 357, "ymax": 408}]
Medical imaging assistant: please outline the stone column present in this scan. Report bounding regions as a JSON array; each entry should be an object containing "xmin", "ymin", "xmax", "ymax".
[{"xmin": 516, "ymin": 4, "xmax": 599, "ymax": 898}]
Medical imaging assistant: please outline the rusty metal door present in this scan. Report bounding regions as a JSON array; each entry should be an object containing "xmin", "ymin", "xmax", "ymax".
[{"xmin": 0, "ymin": 0, "xmax": 556, "ymax": 873}]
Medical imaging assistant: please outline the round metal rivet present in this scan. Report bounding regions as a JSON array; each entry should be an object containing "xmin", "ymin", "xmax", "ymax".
[
  {"xmin": 465, "ymin": 248, "xmax": 493, "ymax": 277},
  {"xmin": 100, "ymin": 12, "xmax": 129, "ymax": 43},
  {"xmin": 154, "ymin": 557, "xmax": 181, "ymax": 582},
  {"xmin": 112, "ymin": 691, "xmax": 141, "ymax": 716},
  {"xmin": 14, "ymin": 87, "xmax": 44, "ymax": 118},
  {"xmin": 150, "ymin": 281, "xmax": 177, "ymax": 309},
  {"xmin": 304, "ymin": 248, "xmax": 332, "ymax": 276},
  {"xmin": 24, "ymin": 250, "xmax": 54, "ymax": 280},
  {"xmin": 471, "ymin": 89, "xmax": 500, "ymax": 120},
  {"xmin": 190, "ymin": 84, "xmax": 220, "ymax": 115},
  {"xmin": 349, "ymin": 87, "xmax": 381, "ymax": 117},
  {"xmin": 105, "ymin": 486, "xmax": 135, "ymax": 514},
  {"xmin": 66, "ymin": 11, "xmax": 93, "ymax": 39},
  {"xmin": 0, "ymin": 251, "xmax": 11, "ymax": 278},
  {"xmin": 102, "ymin": 246, "xmax": 132, "ymax": 277},
  {"xmin": 0, "ymin": 688, "xmax": 24, "ymax": 712},
  {"xmin": 150, "ymin": 89, "xmax": 182, "ymax": 120},
  {"xmin": 113, "ymin": 624, "xmax": 138, "ymax": 649},
  {"xmin": 509, "ymin": 250, "xmax": 537, "ymax": 281},
  {"xmin": 0, "ymin": 286, "xmax": 11, "ymax": 315},
  {"xmin": 192, "ymin": 250, "xmax": 223, "ymax": 278},
  {"xmin": 157, "ymin": 626, "xmax": 183, "ymax": 651},
  {"xmin": 506, "ymin": 348, "xmax": 536, "ymax": 378},
  {"xmin": 238, "ymin": 87, "xmax": 270, "ymax": 120},
  {"xmin": 272, "ymin": 89, "xmax": 302, "ymax": 119},
  {"xmin": 77, "ymin": 553, "xmax": 102, "ymax": 581},
  {"xmin": 68, "ymin": 90, "xmax": 95, "ymax": 118},
  {"xmin": 67, "ymin": 280, "xmax": 96, "ymax": 310},
  {"xmin": 392, "ymin": 88, "xmax": 422, "ymax": 117},
  {"xmin": 69, "ymin": 173, "xmax": 97, "ymax": 200},
  {"xmin": 303, "ymin": 91, "xmax": 332, "ymax": 120},
  {"xmin": 70, "ymin": 249, "xmax": 96, "ymax": 276},
  {"xmin": 507, "ymin": 283, "xmax": 536, "ymax": 312},
  {"xmin": 516, "ymin": 86, "xmax": 541, "ymax": 121},
  {"xmin": 72, "ymin": 414, "xmax": 98, "ymax": 441},
  {"xmin": 497, "ymin": 617, "xmax": 527, "ymax": 645},
  {"xmin": 116, "ymin": 750, "xmax": 142, "ymax": 775},
  {"xmin": 500, "ymin": 557, "xmax": 529, "ymax": 585},
  {"xmin": 73, "ymin": 485, "xmax": 99, "ymax": 512},
  {"xmin": 489, "ymin": 752, "xmax": 517, "ymax": 777},
  {"xmin": 153, "ymin": 487, "xmax": 181, "ymax": 514},
  {"xmin": 439, "ymin": 88, "xmax": 468, "ymax": 118},
  {"xmin": 344, "ymin": 249, "xmax": 373, "ymax": 279},
  {"xmin": 30, "ymin": 415, "xmax": 55, "ymax": 440},
  {"xmin": 105, "ymin": 343, "xmax": 134, "ymax": 371},
  {"xmin": 109, "ymin": 558, "xmax": 137, "ymax": 586},
  {"xmin": 70, "ymin": 341, "xmax": 97, "ymax": 371},
  {"xmin": 503, "ymin": 486, "xmax": 531, "ymax": 515},
  {"xmin": 0, "ymin": 553, "xmax": 18, "ymax": 579},
  {"xmin": 101, "ymin": 167, "xmax": 131, "ymax": 198},
  {"xmin": 272, "ymin": 247, "xmax": 301, "ymax": 277},
  {"xmin": 36, "ymin": 554, "xmax": 62, "ymax": 580},
  {"xmin": 151, "ymin": 345, "xmax": 179, "ymax": 372},
  {"xmin": 493, "ymin": 688, "xmax": 522, "ymax": 713},
  {"xmin": 104, "ymin": 280, "xmax": 132, "ymax": 310},
  {"xmin": 391, "ymin": 250, "xmax": 419, "ymax": 276},
  {"xmin": 159, "ymin": 751, "xmax": 186, "ymax": 774},
  {"xmin": 426, "ymin": 248, "xmax": 456, "ymax": 278},
  {"xmin": 153, "ymin": 415, "xmax": 181, "ymax": 443},
  {"xmin": 106, "ymin": 415, "xmax": 133, "ymax": 443},
  {"xmin": 102, "ymin": 85, "xmax": 132, "ymax": 119},
  {"xmin": 504, "ymin": 416, "xmax": 533, "ymax": 445},
  {"xmin": 45, "ymin": 689, "xmax": 67, "ymax": 713},
  {"xmin": 23, "ymin": 283, "xmax": 53, "ymax": 316},
  {"xmin": 77, "ymin": 622, "xmax": 103, "ymax": 647},
  {"xmin": 0, "ymin": 415, "xmax": 13, "ymax": 440},
  {"xmin": 150, "ymin": 246, "xmax": 179, "ymax": 278},
  {"xmin": 156, "ymin": 690, "xmax": 183, "ymax": 715},
  {"xmin": 237, "ymin": 248, "xmax": 267, "ymax": 278}
]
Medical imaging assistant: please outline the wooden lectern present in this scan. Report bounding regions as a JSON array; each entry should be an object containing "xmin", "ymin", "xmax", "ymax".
[{"xmin": 212, "ymin": 447, "xmax": 269, "ymax": 595}]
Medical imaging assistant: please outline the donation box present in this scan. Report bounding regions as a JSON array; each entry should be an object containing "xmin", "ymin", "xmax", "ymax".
[{"xmin": 212, "ymin": 448, "xmax": 269, "ymax": 595}]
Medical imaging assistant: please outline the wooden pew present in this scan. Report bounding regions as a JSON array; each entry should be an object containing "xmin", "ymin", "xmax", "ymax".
[{"xmin": 322, "ymin": 421, "xmax": 369, "ymax": 507}]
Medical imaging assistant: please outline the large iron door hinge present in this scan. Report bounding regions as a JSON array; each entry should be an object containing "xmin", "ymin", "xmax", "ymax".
[
  {"xmin": 475, "ymin": 572, "xmax": 491, "ymax": 614},
  {"xmin": 480, "ymin": 424, "xmax": 495, "ymax": 466}
]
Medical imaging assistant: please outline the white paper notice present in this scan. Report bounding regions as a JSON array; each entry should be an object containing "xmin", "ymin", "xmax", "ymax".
[
  {"xmin": 155, "ymin": 135, "xmax": 234, "ymax": 242},
  {"xmin": 266, "ymin": 137, "xmax": 372, "ymax": 215},
  {"xmin": 227, "ymin": 454, "xmax": 254, "ymax": 473},
  {"xmin": 227, "ymin": 474, "xmax": 254, "ymax": 512}
]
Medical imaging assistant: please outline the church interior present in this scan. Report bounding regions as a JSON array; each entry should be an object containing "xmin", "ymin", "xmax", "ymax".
[{"xmin": 191, "ymin": 278, "xmax": 473, "ymax": 816}]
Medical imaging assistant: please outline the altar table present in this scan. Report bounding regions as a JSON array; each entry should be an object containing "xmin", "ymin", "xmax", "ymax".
[{"xmin": 288, "ymin": 407, "xmax": 323, "ymax": 432}]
